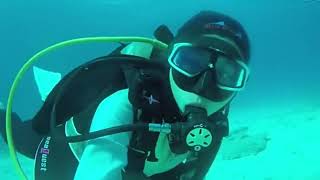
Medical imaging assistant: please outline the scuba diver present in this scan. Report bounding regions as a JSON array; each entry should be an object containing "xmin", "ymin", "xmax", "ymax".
[{"xmin": 0, "ymin": 10, "xmax": 250, "ymax": 180}]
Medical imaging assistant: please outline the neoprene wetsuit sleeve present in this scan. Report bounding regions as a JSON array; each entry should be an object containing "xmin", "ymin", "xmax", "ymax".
[{"xmin": 74, "ymin": 89, "xmax": 133, "ymax": 180}]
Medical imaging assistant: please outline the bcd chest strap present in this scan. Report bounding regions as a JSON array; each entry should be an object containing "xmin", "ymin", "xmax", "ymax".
[{"xmin": 123, "ymin": 64, "xmax": 168, "ymax": 169}]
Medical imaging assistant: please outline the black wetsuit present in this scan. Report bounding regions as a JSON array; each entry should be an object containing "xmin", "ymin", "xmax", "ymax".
[{"xmin": 0, "ymin": 110, "xmax": 42, "ymax": 158}]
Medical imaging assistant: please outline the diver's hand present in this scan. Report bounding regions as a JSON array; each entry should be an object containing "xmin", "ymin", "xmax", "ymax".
[{"xmin": 143, "ymin": 133, "xmax": 190, "ymax": 176}]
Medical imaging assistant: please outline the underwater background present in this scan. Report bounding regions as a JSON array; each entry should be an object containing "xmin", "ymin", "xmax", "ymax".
[{"xmin": 0, "ymin": 0, "xmax": 319, "ymax": 179}]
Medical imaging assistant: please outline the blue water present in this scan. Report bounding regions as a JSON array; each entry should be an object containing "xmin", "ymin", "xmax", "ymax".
[
  {"xmin": 1, "ymin": 0, "xmax": 319, "ymax": 118},
  {"xmin": 0, "ymin": 0, "xmax": 320, "ymax": 179}
]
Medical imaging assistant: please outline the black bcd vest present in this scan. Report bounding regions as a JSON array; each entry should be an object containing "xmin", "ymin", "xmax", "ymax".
[{"xmin": 122, "ymin": 64, "xmax": 230, "ymax": 180}]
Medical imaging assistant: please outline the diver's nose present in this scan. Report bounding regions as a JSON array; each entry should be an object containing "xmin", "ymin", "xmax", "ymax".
[{"xmin": 193, "ymin": 70, "xmax": 215, "ymax": 94}]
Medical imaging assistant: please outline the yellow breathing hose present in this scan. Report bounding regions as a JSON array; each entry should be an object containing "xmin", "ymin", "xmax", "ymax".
[{"xmin": 5, "ymin": 36, "xmax": 168, "ymax": 180}]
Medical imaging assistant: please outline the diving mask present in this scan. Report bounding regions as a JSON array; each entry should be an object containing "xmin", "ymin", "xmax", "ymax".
[{"xmin": 168, "ymin": 43, "xmax": 250, "ymax": 91}]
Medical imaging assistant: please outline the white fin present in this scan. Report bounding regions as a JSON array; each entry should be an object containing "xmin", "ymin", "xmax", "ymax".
[{"xmin": 33, "ymin": 66, "xmax": 62, "ymax": 101}]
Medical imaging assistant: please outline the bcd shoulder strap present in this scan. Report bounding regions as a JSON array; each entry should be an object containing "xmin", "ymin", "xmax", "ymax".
[{"xmin": 122, "ymin": 64, "xmax": 166, "ymax": 176}]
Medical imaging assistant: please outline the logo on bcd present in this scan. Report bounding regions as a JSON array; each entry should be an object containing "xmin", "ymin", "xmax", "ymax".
[
  {"xmin": 143, "ymin": 94, "xmax": 160, "ymax": 105},
  {"xmin": 40, "ymin": 136, "xmax": 51, "ymax": 172}
]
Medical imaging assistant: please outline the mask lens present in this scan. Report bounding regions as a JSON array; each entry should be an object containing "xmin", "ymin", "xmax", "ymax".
[
  {"xmin": 215, "ymin": 56, "xmax": 246, "ymax": 88},
  {"xmin": 171, "ymin": 46, "xmax": 211, "ymax": 76}
]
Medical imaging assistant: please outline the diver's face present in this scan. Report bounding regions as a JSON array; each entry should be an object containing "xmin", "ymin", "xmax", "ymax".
[
  {"xmin": 167, "ymin": 35, "xmax": 250, "ymax": 115},
  {"xmin": 169, "ymin": 68, "xmax": 235, "ymax": 116},
  {"xmin": 170, "ymin": 58, "xmax": 235, "ymax": 102}
]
